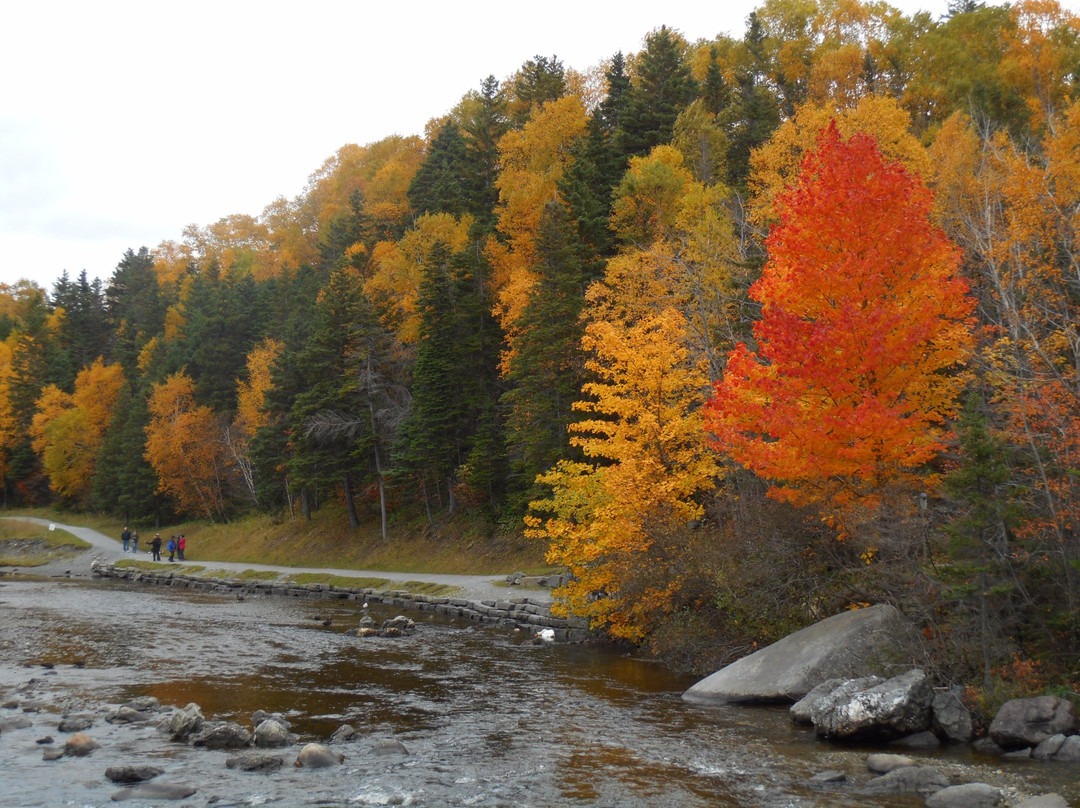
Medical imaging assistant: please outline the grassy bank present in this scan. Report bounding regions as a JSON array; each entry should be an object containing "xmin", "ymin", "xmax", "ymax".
[
  {"xmin": 0, "ymin": 519, "xmax": 90, "ymax": 566},
  {"xmin": 5, "ymin": 506, "xmax": 553, "ymax": 577}
]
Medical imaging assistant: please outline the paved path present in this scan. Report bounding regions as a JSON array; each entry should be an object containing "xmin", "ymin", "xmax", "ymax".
[{"xmin": 5, "ymin": 517, "xmax": 549, "ymax": 604}]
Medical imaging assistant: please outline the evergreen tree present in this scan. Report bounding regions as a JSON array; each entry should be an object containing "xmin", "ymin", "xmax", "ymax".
[
  {"xmin": 50, "ymin": 270, "xmax": 108, "ymax": 388},
  {"xmin": 459, "ymin": 75, "xmax": 509, "ymax": 232},
  {"xmin": 727, "ymin": 13, "xmax": 782, "ymax": 191},
  {"xmin": 408, "ymin": 122, "xmax": 475, "ymax": 220},
  {"xmin": 502, "ymin": 201, "xmax": 587, "ymax": 502},
  {"xmin": 106, "ymin": 247, "xmax": 167, "ymax": 378},
  {"xmin": 614, "ymin": 27, "xmax": 698, "ymax": 161},
  {"xmin": 509, "ymin": 55, "xmax": 567, "ymax": 127}
]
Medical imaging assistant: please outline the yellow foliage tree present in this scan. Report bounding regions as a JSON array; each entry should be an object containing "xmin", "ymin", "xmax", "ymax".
[{"xmin": 29, "ymin": 358, "xmax": 124, "ymax": 504}]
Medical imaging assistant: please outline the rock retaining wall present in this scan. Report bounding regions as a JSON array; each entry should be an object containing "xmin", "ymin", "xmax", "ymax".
[{"xmin": 90, "ymin": 562, "xmax": 592, "ymax": 642}]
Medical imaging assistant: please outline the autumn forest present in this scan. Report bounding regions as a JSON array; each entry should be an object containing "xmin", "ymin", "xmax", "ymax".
[{"xmin": 3, "ymin": 0, "xmax": 1080, "ymax": 692}]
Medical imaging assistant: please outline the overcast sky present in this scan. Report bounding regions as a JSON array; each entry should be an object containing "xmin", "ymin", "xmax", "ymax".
[{"xmin": 1, "ymin": 0, "xmax": 954, "ymax": 291}]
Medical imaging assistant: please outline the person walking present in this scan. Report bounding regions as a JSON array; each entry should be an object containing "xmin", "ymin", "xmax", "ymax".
[
  {"xmin": 121, "ymin": 526, "xmax": 131, "ymax": 553},
  {"xmin": 166, "ymin": 536, "xmax": 176, "ymax": 562},
  {"xmin": 150, "ymin": 533, "xmax": 162, "ymax": 562},
  {"xmin": 131, "ymin": 531, "xmax": 139, "ymax": 554},
  {"xmin": 177, "ymin": 534, "xmax": 186, "ymax": 561}
]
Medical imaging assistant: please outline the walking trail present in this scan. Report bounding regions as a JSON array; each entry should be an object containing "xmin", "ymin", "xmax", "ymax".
[{"xmin": 5, "ymin": 517, "xmax": 549, "ymax": 604}]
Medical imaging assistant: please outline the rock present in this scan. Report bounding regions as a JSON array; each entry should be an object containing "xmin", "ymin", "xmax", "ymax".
[
  {"xmin": 329, "ymin": 723, "xmax": 359, "ymax": 743},
  {"xmin": 358, "ymin": 615, "xmax": 377, "ymax": 628},
  {"xmin": 110, "ymin": 782, "xmax": 197, "ymax": 801},
  {"xmin": 226, "ymin": 752, "xmax": 284, "ymax": 772},
  {"xmin": 890, "ymin": 730, "xmax": 942, "ymax": 748},
  {"xmin": 794, "ymin": 677, "xmax": 885, "ymax": 727},
  {"xmin": 866, "ymin": 753, "xmax": 916, "ymax": 774},
  {"xmin": 932, "ymin": 686, "xmax": 975, "ymax": 743},
  {"xmin": 190, "ymin": 720, "xmax": 252, "ymax": 750},
  {"xmin": 988, "ymin": 696, "xmax": 1077, "ymax": 750},
  {"xmin": 683, "ymin": 604, "xmax": 917, "ymax": 704},
  {"xmin": 809, "ymin": 769, "xmax": 847, "ymax": 783},
  {"xmin": 381, "ymin": 627, "xmax": 403, "ymax": 637},
  {"xmin": 1032, "ymin": 734, "xmax": 1067, "ymax": 760},
  {"xmin": 1053, "ymin": 734, "xmax": 1080, "ymax": 761},
  {"xmin": 105, "ymin": 765, "xmax": 164, "ymax": 783},
  {"xmin": 811, "ymin": 669, "xmax": 935, "ymax": 741},
  {"xmin": 791, "ymin": 678, "xmax": 855, "ymax": 724},
  {"xmin": 371, "ymin": 739, "xmax": 409, "ymax": 756},
  {"xmin": 1, "ymin": 715, "xmax": 33, "ymax": 731},
  {"xmin": 925, "ymin": 783, "xmax": 1003, "ymax": 808},
  {"xmin": 381, "ymin": 615, "xmax": 415, "ymax": 633},
  {"xmin": 253, "ymin": 718, "xmax": 295, "ymax": 748},
  {"xmin": 972, "ymin": 737, "xmax": 1004, "ymax": 756},
  {"xmin": 864, "ymin": 765, "xmax": 950, "ymax": 796},
  {"xmin": 106, "ymin": 707, "xmax": 146, "ymax": 724},
  {"xmin": 1013, "ymin": 795, "xmax": 1070, "ymax": 808},
  {"xmin": 42, "ymin": 747, "xmax": 65, "ymax": 761},
  {"xmin": 64, "ymin": 732, "xmax": 99, "ymax": 756},
  {"xmin": 57, "ymin": 715, "xmax": 93, "ymax": 733},
  {"xmin": 251, "ymin": 710, "xmax": 291, "ymax": 729},
  {"xmin": 35, "ymin": 735, "xmax": 53, "ymax": 744},
  {"xmin": 158, "ymin": 703, "xmax": 204, "ymax": 741},
  {"xmin": 125, "ymin": 696, "xmax": 160, "ymax": 712},
  {"xmin": 295, "ymin": 742, "xmax": 343, "ymax": 768}
]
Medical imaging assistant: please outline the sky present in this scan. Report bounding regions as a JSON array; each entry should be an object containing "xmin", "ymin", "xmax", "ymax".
[{"xmin": 1, "ymin": 0, "xmax": 956, "ymax": 292}]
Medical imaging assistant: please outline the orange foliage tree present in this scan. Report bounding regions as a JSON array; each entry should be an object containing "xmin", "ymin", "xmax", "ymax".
[
  {"xmin": 145, "ymin": 371, "xmax": 231, "ymax": 522},
  {"xmin": 705, "ymin": 123, "xmax": 975, "ymax": 523}
]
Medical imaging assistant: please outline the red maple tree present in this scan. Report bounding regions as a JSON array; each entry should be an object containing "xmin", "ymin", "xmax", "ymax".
[{"xmin": 705, "ymin": 122, "xmax": 975, "ymax": 516}]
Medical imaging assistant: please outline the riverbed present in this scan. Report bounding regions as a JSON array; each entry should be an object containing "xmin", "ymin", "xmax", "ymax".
[{"xmin": 0, "ymin": 575, "xmax": 1076, "ymax": 807}]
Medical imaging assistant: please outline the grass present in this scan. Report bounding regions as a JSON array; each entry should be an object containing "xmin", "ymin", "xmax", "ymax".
[
  {"xmin": 0, "ymin": 518, "xmax": 91, "ymax": 566},
  {"xmin": 283, "ymin": 572, "xmax": 461, "ymax": 596},
  {"xmin": 114, "ymin": 559, "xmax": 206, "ymax": 575},
  {"xmin": 1, "ymin": 504, "xmax": 559, "ymax": 580}
]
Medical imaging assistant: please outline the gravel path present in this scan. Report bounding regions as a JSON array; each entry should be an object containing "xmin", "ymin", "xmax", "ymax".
[{"xmin": 3, "ymin": 517, "xmax": 550, "ymax": 604}]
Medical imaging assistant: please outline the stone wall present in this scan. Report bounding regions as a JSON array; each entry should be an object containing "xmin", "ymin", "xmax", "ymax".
[{"xmin": 90, "ymin": 562, "xmax": 592, "ymax": 642}]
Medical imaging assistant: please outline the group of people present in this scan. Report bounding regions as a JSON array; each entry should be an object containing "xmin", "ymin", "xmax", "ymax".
[{"xmin": 121, "ymin": 526, "xmax": 187, "ymax": 562}]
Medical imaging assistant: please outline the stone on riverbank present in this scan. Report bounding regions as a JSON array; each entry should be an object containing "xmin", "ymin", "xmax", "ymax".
[
  {"xmin": 106, "ymin": 706, "xmax": 147, "ymax": 724},
  {"xmin": 864, "ymin": 765, "xmax": 949, "ymax": 796},
  {"xmin": 932, "ymin": 686, "xmax": 975, "ymax": 743},
  {"xmin": 682, "ymin": 604, "xmax": 917, "ymax": 704},
  {"xmin": 1, "ymin": 714, "xmax": 33, "ymax": 732},
  {"xmin": 924, "ymin": 783, "xmax": 1003, "ymax": 808},
  {"xmin": 988, "ymin": 696, "xmax": 1077, "ymax": 750},
  {"xmin": 330, "ymin": 723, "xmax": 359, "ymax": 743},
  {"xmin": 811, "ymin": 668, "xmax": 934, "ymax": 741},
  {"xmin": 1013, "ymin": 795, "xmax": 1070, "ymax": 808},
  {"xmin": 866, "ymin": 753, "xmax": 916, "ymax": 774},
  {"xmin": 57, "ymin": 715, "xmax": 92, "ymax": 732}
]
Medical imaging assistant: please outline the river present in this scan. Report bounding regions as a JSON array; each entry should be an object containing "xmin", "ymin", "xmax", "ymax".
[{"xmin": 0, "ymin": 576, "xmax": 1076, "ymax": 807}]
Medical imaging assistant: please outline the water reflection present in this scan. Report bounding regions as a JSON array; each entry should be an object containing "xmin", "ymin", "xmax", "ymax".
[{"xmin": 1, "ymin": 577, "xmax": 1076, "ymax": 808}]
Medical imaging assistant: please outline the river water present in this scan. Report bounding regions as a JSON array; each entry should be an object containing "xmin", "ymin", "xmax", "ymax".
[{"xmin": 0, "ymin": 576, "xmax": 1076, "ymax": 808}]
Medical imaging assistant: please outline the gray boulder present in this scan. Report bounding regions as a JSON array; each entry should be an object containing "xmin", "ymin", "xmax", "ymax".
[
  {"xmin": 253, "ymin": 718, "xmax": 295, "ymax": 748},
  {"xmin": 866, "ymin": 753, "xmax": 916, "ymax": 774},
  {"xmin": 925, "ymin": 783, "xmax": 1002, "ymax": 808},
  {"xmin": 683, "ymin": 604, "xmax": 916, "ymax": 704},
  {"xmin": 791, "ymin": 677, "xmax": 883, "ymax": 724},
  {"xmin": 1032, "ymin": 734, "xmax": 1067, "ymax": 760},
  {"xmin": 226, "ymin": 752, "xmax": 284, "ymax": 772},
  {"xmin": 988, "ymin": 696, "xmax": 1077, "ymax": 750},
  {"xmin": 190, "ymin": 720, "xmax": 252, "ymax": 750},
  {"xmin": 105, "ymin": 765, "xmax": 164, "ymax": 783},
  {"xmin": 125, "ymin": 696, "xmax": 161, "ymax": 712},
  {"xmin": 864, "ymin": 765, "xmax": 950, "ymax": 796},
  {"xmin": 159, "ymin": 703, "xmax": 204, "ymax": 741},
  {"xmin": 57, "ymin": 715, "xmax": 92, "ymax": 733},
  {"xmin": 811, "ymin": 669, "xmax": 934, "ymax": 741},
  {"xmin": 371, "ymin": 739, "xmax": 409, "ymax": 756},
  {"xmin": 296, "ymin": 742, "xmax": 343, "ymax": 768},
  {"xmin": 1, "ymin": 715, "xmax": 33, "ymax": 732},
  {"xmin": 329, "ymin": 723, "xmax": 359, "ymax": 743},
  {"xmin": 1053, "ymin": 735, "xmax": 1080, "ymax": 761},
  {"xmin": 106, "ymin": 706, "xmax": 146, "ymax": 724},
  {"xmin": 932, "ymin": 686, "xmax": 975, "ymax": 743}
]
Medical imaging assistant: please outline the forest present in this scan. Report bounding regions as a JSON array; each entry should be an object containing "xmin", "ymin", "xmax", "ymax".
[{"xmin": 1, "ymin": 0, "xmax": 1079, "ymax": 697}]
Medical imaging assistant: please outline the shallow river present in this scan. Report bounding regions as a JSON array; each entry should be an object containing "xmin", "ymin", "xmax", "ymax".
[{"xmin": 0, "ymin": 577, "xmax": 1076, "ymax": 807}]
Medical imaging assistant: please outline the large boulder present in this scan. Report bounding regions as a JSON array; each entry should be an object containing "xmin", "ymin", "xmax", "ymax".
[
  {"xmin": 683, "ymin": 604, "xmax": 916, "ymax": 704},
  {"xmin": 988, "ymin": 696, "xmax": 1077, "ymax": 750},
  {"xmin": 253, "ymin": 718, "xmax": 295, "ymax": 748},
  {"xmin": 190, "ymin": 720, "xmax": 252, "ymax": 750},
  {"xmin": 158, "ymin": 703, "xmax": 204, "ymax": 742},
  {"xmin": 295, "ymin": 742, "xmax": 343, "ymax": 768},
  {"xmin": 810, "ymin": 668, "xmax": 935, "ymax": 741},
  {"xmin": 932, "ymin": 686, "xmax": 975, "ymax": 743}
]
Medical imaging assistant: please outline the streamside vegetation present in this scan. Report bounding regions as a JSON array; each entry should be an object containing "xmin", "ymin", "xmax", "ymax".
[{"xmin": 2, "ymin": 1, "xmax": 1079, "ymax": 704}]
